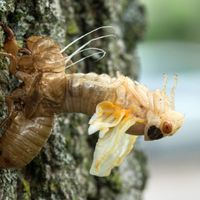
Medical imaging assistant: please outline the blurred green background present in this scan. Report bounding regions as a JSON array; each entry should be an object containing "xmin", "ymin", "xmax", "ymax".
[{"xmin": 142, "ymin": 0, "xmax": 200, "ymax": 42}]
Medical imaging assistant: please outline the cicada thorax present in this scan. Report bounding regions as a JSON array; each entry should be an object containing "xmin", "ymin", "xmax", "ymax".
[
  {"xmin": 15, "ymin": 36, "xmax": 66, "ymax": 75},
  {"xmin": 16, "ymin": 36, "xmax": 69, "ymax": 115},
  {"xmin": 29, "ymin": 36, "xmax": 66, "ymax": 73}
]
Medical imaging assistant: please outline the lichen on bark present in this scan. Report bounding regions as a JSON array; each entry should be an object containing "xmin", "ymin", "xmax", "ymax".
[{"xmin": 0, "ymin": 0, "xmax": 147, "ymax": 199}]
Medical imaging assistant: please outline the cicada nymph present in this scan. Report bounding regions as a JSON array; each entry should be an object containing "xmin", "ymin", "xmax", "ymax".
[{"xmin": 0, "ymin": 23, "xmax": 184, "ymax": 176}]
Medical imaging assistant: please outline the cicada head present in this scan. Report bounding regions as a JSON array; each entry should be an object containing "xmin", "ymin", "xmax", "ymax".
[
  {"xmin": 144, "ymin": 109, "xmax": 184, "ymax": 141},
  {"xmin": 144, "ymin": 75, "xmax": 184, "ymax": 141}
]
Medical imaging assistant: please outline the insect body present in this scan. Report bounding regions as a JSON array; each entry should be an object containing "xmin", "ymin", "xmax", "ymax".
[
  {"xmin": 0, "ymin": 23, "xmax": 184, "ymax": 176},
  {"xmin": 63, "ymin": 73, "xmax": 184, "ymax": 176},
  {"xmin": 0, "ymin": 23, "xmax": 68, "ymax": 168}
]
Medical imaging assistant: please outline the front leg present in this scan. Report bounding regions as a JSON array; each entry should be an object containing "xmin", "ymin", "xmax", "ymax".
[
  {"xmin": 0, "ymin": 22, "xmax": 19, "ymax": 57},
  {"xmin": 0, "ymin": 22, "xmax": 19, "ymax": 75}
]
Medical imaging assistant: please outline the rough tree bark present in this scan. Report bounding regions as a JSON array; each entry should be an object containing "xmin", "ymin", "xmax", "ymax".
[{"xmin": 0, "ymin": 0, "xmax": 147, "ymax": 199}]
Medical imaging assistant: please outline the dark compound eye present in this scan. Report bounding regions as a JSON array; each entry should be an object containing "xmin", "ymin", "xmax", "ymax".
[{"xmin": 147, "ymin": 126, "xmax": 163, "ymax": 140}]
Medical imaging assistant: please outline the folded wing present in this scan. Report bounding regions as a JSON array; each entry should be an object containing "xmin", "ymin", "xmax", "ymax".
[{"xmin": 88, "ymin": 101, "xmax": 137, "ymax": 177}]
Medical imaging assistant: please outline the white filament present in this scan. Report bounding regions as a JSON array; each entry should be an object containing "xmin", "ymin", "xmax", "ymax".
[
  {"xmin": 61, "ymin": 26, "xmax": 114, "ymax": 53},
  {"xmin": 65, "ymin": 47, "xmax": 106, "ymax": 69},
  {"xmin": 65, "ymin": 34, "xmax": 116, "ymax": 64}
]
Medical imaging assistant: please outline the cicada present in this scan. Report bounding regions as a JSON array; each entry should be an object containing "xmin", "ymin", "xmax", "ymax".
[{"xmin": 0, "ymin": 23, "xmax": 184, "ymax": 177}]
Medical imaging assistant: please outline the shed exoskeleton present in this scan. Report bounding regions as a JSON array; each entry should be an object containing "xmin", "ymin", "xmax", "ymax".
[{"xmin": 0, "ymin": 23, "xmax": 184, "ymax": 176}]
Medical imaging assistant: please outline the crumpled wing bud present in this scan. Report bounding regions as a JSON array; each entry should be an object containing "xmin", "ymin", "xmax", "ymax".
[
  {"xmin": 88, "ymin": 101, "xmax": 126, "ymax": 138},
  {"xmin": 88, "ymin": 101, "xmax": 137, "ymax": 177}
]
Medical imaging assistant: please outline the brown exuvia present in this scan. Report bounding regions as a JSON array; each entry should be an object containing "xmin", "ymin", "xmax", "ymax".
[{"xmin": 0, "ymin": 23, "xmax": 184, "ymax": 176}]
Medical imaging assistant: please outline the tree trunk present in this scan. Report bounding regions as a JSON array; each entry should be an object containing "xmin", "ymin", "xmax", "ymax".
[{"xmin": 0, "ymin": 0, "xmax": 147, "ymax": 199}]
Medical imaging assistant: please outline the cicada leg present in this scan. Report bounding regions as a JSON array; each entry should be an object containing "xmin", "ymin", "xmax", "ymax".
[{"xmin": 0, "ymin": 22, "xmax": 19, "ymax": 57}]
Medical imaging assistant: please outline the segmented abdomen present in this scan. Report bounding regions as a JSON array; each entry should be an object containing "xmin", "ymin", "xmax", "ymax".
[
  {"xmin": 63, "ymin": 72, "xmax": 148, "ymax": 116},
  {"xmin": 64, "ymin": 73, "xmax": 125, "ymax": 115},
  {"xmin": 0, "ymin": 112, "xmax": 53, "ymax": 168}
]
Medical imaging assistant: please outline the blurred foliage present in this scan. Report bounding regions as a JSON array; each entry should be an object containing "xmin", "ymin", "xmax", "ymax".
[{"xmin": 141, "ymin": 0, "xmax": 200, "ymax": 42}]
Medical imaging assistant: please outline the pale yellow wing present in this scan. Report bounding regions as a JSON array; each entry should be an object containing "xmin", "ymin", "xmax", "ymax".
[{"xmin": 88, "ymin": 101, "xmax": 138, "ymax": 177}]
